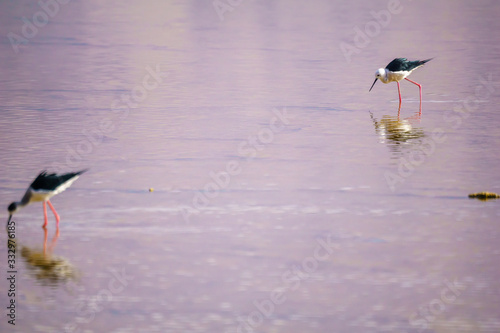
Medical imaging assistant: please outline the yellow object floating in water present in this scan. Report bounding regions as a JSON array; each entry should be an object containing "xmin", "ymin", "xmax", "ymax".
[
  {"xmin": 468, "ymin": 192, "xmax": 500, "ymax": 201},
  {"xmin": 149, "ymin": 188, "xmax": 154, "ymax": 192}
]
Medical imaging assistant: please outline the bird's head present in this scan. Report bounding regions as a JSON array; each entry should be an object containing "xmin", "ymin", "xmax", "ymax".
[
  {"xmin": 7, "ymin": 202, "xmax": 18, "ymax": 225},
  {"xmin": 375, "ymin": 68, "xmax": 387, "ymax": 80},
  {"xmin": 8, "ymin": 202, "xmax": 18, "ymax": 215},
  {"xmin": 369, "ymin": 68, "xmax": 387, "ymax": 92}
]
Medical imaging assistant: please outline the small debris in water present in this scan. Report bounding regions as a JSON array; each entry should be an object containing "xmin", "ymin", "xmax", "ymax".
[
  {"xmin": 149, "ymin": 188, "xmax": 154, "ymax": 192},
  {"xmin": 468, "ymin": 192, "xmax": 500, "ymax": 201}
]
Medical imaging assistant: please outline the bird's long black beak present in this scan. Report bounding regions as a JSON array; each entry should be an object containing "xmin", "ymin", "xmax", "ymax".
[
  {"xmin": 369, "ymin": 78, "xmax": 378, "ymax": 92},
  {"xmin": 6, "ymin": 214, "xmax": 13, "ymax": 232}
]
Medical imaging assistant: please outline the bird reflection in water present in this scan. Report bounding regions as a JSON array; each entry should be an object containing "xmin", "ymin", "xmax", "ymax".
[
  {"xmin": 19, "ymin": 227, "xmax": 79, "ymax": 285},
  {"xmin": 370, "ymin": 110, "xmax": 425, "ymax": 156}
]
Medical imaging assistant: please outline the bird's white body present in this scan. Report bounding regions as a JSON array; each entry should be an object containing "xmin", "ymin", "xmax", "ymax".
[
  {"xmin": 375, "ymin": 68, "xmax": 411, "ymax": 84},
  {"xmin": 27, "ymin": 189, "xmax": 54, "ymax": 202}
]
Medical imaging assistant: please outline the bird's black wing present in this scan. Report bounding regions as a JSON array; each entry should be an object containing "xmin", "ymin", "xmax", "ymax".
[
  {"xmin": 386, "ymin": 58, "xmax": 432, "ymax": 72},
  {"xmin": 30, "ymin": 170, "xmax": 87, "ymax": 191},
  {"xmin": 385, "ymin": 58, "xmax": 408, "ymax": 72}
]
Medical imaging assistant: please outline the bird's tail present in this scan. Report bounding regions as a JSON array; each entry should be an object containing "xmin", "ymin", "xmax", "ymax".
[
  {"xmin": 419, "ymin": 58, "xmax": 433, "ymax": 66},
  {"xmin": 74, "ymin": 169, "xmax": 89, "ymax": 176}
]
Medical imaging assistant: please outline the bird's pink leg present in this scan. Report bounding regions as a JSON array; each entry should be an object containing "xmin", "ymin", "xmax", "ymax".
[
  {"xmin": 397, "ymin": 81, "xmax": 402, "ymax": 106},
  {"xmin": 405, "ymin": 78, "xmax": 422, "ymax": 106},
  {"xmin": 49, "ymin": 227, "xmax": 60, "ymax": 254},
  {"xmin": 47, "ymin": 200, "xmax": 60, "ymax": 227},
  {"xmin": 43, "ymin": 201, "xmax": 49, "ymax": 228},
  {"xmin": 43, "ymin": 226, "xmax": 48, "ymax": 255}
]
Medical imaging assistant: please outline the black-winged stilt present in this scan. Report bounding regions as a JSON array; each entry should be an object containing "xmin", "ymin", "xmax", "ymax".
[
  {"xmin": 7, "ymin": 170, "xmax": 87, "ymax": 228},
  {"xmin": 369, "ymin": 58, "xmax": 432, "ymax": 106}
]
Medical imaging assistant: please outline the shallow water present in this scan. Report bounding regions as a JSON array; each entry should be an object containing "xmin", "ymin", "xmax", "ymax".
[{"xmin": 1, "ymin": 0, "xmax": 500, "ymax": 332}]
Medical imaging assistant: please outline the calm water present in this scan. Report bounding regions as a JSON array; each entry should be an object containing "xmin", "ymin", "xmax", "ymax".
[{"xmin": 1, "ymin": 0, "xmax": 500, "ymax": 332}]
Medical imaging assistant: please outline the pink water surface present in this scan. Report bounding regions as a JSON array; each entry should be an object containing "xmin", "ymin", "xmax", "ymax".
[{"xmin": 1, "ymin": 0, "xmax": 500, "ymax": 332}]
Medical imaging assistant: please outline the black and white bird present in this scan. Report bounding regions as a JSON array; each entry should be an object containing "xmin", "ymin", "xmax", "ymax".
[
  {"xmin": 7, "ymin": 170, "xmax": 87, "ymax": 228},
  {"xmin": 369, "ymin": 58, "xmax": 432, "ymax": 106}
]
